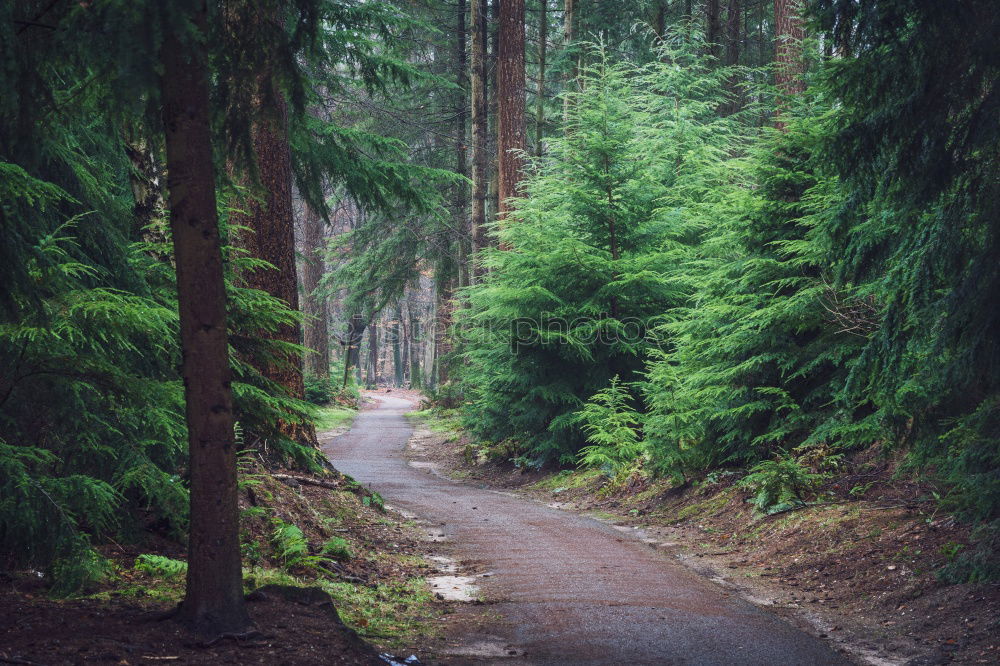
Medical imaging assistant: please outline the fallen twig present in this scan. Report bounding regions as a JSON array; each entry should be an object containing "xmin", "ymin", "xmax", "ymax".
[{"xmin": 271, "ymin": 474, "xmax": 341, "ymax": 490}]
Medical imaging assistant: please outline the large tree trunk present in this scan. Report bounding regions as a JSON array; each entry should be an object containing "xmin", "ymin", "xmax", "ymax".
[
  {"xmin": 497, "ymin": 0, "xmax": 527, "ymax": 221},
  {"xmin": 470, "ymin": 0, "xmax": 489, "ymax": 280},
  {"xmin": 774, "ymin": 0, "xmax": 805, "ymax": 126},
  {"xmin": 160, "ymin": 8, "xmax": 249, "ymax": 636},
  {"xmin": 774, "ymin": 0, "xmax": 806, "ymax": 95},
  {"xmin": 228, "ymin": 7, "xmax": 318, "ymax": 450},
  {"xmin": 534, "ymin": 0, "xmax": 547, "ymax": 157},
  {"xmin": 302, "ymin": 204, "xmax": 330, "ymax": 378}
]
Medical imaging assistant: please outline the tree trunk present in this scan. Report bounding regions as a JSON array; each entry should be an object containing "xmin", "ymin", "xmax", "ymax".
[
  {"xmin": 487, "ymin": 0, "xmax": 500, "ymax": 235},
  {"xmin": 341, "ymin": 313, "xmax": 367, "ymax": 388},
  {"xmin": 774, "ymin": 0, "xmax": 806, "ymax": 126},
  {"xmin": 471, "ymin": 0, "xmax": 489, "ymax": 280},
  {"xmin": 497, "ymin": 0, "xmax": 527, "ymax": 222},
  {"xmin": 722, "ymin": 0, "xmax": 742, "ymax": 115},
  {"xmin": 302, "ymin": 204, "xmax": 330, "ymax": 378},
  {"xmin": 707, "ymin": 0, "xmax": 721, "ymax": 61},
  {"xmin": 409, "ymin": 302, "xmax": 422, "ymax": 389},
  {"xmin": 534, "ymin": 0, "xmax": 547, "ymax": 158},
  {"xmin": 434, "ymin": 277, "xmax": 454, "ymax": 385},
  {"xmin": 562, "ymin": 0, "xmax": 575, "ymax": 123},
  {"xmin": 455, "ymin": 0, "xmax": 471, "ymax": 290},
  {"xmin": 392, "ymin": 305, "xmax": 403, "ymax": 386},
  {"xmin": 365, "ymin": 321, "xmax": 378, "ymax": 388},
  {"xmin": 228, "ymin": 7, "xmax": 318, "ymax": 450},
  {"xmin": 160, "ymin": 8, "xmax": 249, "ymax": 636}
]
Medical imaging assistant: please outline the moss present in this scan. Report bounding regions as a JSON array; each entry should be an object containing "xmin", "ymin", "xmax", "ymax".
[{"xmin": 670, "ymin": 488, "xmax": 736, "ymax": 522}]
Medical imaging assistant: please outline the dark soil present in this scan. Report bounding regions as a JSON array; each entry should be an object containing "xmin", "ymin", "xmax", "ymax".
[{"xmin": 0, "ymin": 578, "xmax": 379, "ymax": 665}]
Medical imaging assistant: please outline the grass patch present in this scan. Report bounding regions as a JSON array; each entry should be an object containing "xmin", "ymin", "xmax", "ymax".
[
  {"xmin": 314, "ymin": 405, "xmax": 357, "ymax": 433},
  {"xmin": 530, "ymin": 469, "xmax": 603, "ymax": 493},
  {"xmin": 320, "ymin": 577, "xmax": 437, "ymax": 647}
]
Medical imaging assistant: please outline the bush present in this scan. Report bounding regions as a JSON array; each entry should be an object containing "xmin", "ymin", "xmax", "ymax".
[
  {"xmin": 321, "ymin": 536, "xmax": 353, "ymax": 561},
  {"xmin": 738, "ymin": 454, "xmax": 828, "ymax": 514},
  {"xmin": 305, "ymin": 374, "xmax": 336, "ymax": 405}
]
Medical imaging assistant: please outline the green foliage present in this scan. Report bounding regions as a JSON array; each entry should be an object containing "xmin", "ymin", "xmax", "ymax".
[
  {"xmin": 575, "ymin": 377, "xmax": 645, "ymax": 474},
  {"xmin": 738, "ymin": 454, "xmax": 828, "ymax": 514},
  {"xmin": 134, "ymin": 554, "xmax": 188, "ymax": 580},
  {"xmin": 305, "ymin": 374, "xmax": 337, "ymax": 405},
  {"xmin": 458, "ymin": 40, "xmax": 721, "ymax": 463},
  {"xmin": 271, "ymin": 520, "xmax": 311, "ymax": 568},
  {"xmin": 321, "ymin": 536, "xmax": 354, "ymax": 561}
]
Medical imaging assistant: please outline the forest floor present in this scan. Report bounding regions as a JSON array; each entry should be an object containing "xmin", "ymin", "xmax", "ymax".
[
  {"xmin": 407, "ymin": 408, "xmax": 1000, "ymax": 666},
  {"xmin": 0, "ymin": 395, "xmax": 460, "ymax": 665}
]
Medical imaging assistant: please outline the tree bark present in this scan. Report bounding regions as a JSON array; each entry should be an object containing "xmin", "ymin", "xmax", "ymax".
[
  {"xmin": 562, "ymin": 0, "xmax": 575, "ymax": 123},
  {"xmin": 471, "ymin": 0, "xmax": 489, "ymax": 280},
  {"xmin": 722, "ymin": 0, "xmax": 742, "ymax": 115},
  {"xmin": 160, "ymin": 7, "xmax": 249, "ymax": 636},
  {"xmin": 365, "ymin": 321, "xmax": 378, "ymax": 388},
  {"xmin": 497, "ymin": 0, "xmax": 527, "ymax": 222},
  {"xmin": 392, "ymin": 305, "xmax": 403, "ymax": 386},
  {"xmin": 774, "ymin": 0, "xmax": 806, "ymax": 126},
  {"xmin": 707, "ymin": 0, "xmax": 722, "ymax": 61},
  {"xmin": 455, "ymin": 0, "xmax": 471, "ymax": 290},
  {"xmin": 534, "ymin": 0, "xmax": 547, "ymax": 158},
  {"xmin": 302, "ymin": 204, "xmax": 330, "ymax": 378},
  {"xmin": 341, "ymin": 313, "xmax": 367, "ymax": 388},
  {"xmin": 228, "ymin": 6, "xmax": 318, "ymax": 450},
  {"xmin": 409, "ymin": 301, "xmax": 422, "ymax": 389}
]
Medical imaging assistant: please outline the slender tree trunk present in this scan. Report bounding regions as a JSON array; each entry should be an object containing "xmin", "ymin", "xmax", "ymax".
[
  {"xmin": 471, "ymin": 0, "xmax": 489, "ymax": 280},
  {"xmin": 228, "ymin": 6, "xmax": 318, "ymax": 450},
  {"xmin": 435, "ymin": 278, "xmax": 454, "ymax": 385},
  {"xmin": 341, "ymin": 313, "xmax": 366, "ymax": 388},
  {"xmin": 365, "ymin": 322, "xmax": 378, "ymax": 388},
  {"xmin": 722, "ymin": 0, "xmax": 742, "ymax": 115},
  {"xmin": 487, "ymin": 0, "xmax": 500, "ymax": 231},
  {"xmin": 707, "ymin": 0, "xmax": 721, "ymax": 61},
  {"xmin": 497, "ymin": 0, "xmax": 527, "ymax": 222},
  {"xmin": 409, "ymin": 302, "xmax": 422, "ymax": 389},
  {"xmin": 774, "ymin": 0, "xmax": 806, "ymax": 127},
  {"xmin": 653, "ymin": 0, "xmax": 666, "ymax": 39},
  {"xmin": 456, "ymin": 0, "xmax": 471, "ymax": 289},
  {"xmin": 392, "ymin": 305, "xmax": 403, "ymax": 386},
  {"xmin": 562, "ymin": 0, "xmax": 575, "ymax": 123},
  {"xmin": 160, "ymin": 8, "xmax": 249, "ymax": 636},
  {"xmin": 534, "ymin": 0, "xmax": 547, "ymax": 157},
  {"xmin": 302, "ymin": 204, "xmax": 330, "ymax": 378}
]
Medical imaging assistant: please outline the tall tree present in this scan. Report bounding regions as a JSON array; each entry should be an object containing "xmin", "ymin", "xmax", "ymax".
[
  {"xmin": 471, "ymin": 0, "xmax": 489, "ymax": 273},
  {"xmin": 497, "ymin": 0, "xmax": 527, "ymax": 220},
  {"xmin": 774, "ymin": 0, "xmax": 805, "ymax": 99},
  {"xmin": 228, "ymin": 4, "xmax": 319, "ymax": 449},
  {"xmin": 707, "ymin": 0, "xmax": 722, "ymax": 60},
  {"xmin": 160, "ymin": 6, "xmax": 249, "ymax": 635},
  {"xmin": 302, "ymin": 203, "xmax": 330, "ymax": 378},
  {"xmin": 562, "ymin": 0, "xmax": 575, "ymax": 122},
  {"xmin": 535, "ymin": 0, "xmax": 548, "ymax": 157},
  {"xmin": 722, "ymin": 0, "xmax": 742, "ymax": 115}
]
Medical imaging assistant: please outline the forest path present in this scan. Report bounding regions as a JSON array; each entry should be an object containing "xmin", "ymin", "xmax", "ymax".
[{"xmin": 325, "ymin": 395, "xmax": 851, "ymax": 666}]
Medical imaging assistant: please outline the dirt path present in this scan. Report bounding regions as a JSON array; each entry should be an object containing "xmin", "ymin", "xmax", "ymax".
[{"xmin": 325, "ymin": 395, "xmax": 853, "ymax": 665}]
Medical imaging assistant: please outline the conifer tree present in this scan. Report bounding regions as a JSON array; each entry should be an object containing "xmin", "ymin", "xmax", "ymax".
[{"xmin": 160, "ymin": 4, "xmax": 249, "ymax": 634}]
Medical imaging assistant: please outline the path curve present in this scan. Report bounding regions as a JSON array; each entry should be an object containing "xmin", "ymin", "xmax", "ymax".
[{"xmin": 326, "ymin": 395, "xmax": 851, "ymax": 666}]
